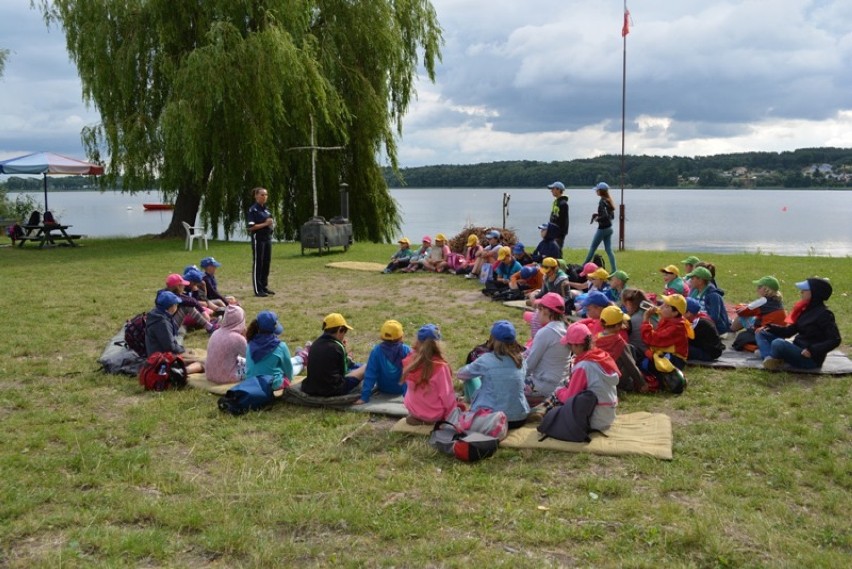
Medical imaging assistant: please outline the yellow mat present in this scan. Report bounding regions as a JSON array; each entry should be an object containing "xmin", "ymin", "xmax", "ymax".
[
  {"xmin": 325, "ymin": 261, "xmax": 386, "ymax": 272},
  {"xmin": 391, "ymin": 411, "xmax": 673, "ymax": 460}
]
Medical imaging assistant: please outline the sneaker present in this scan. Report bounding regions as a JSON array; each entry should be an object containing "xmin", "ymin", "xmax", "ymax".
[
  {"xmin": 763, "ymin": 357, "xmax": 784, "ymax": 371},
  {"xmin": 206, "ymin": 321, "xmax": 220, "ymax": 335},
  {"xmin": 464, "ymin": 273, "xmax": 476, "ymax": 279},
  {"xmin": 382, "ymin": 268, "xmax": 392, "ymax": 274},
  {"xmin": 661, "ymin": 369, "xmax": 685, "ymax": 394},
  {"xmin": 264, "ymin": 289, "xmax": 276, "ymax": 295},
  {"xmin": 255, "ymin": 292, "xmax": 268, "ymax": 297}
]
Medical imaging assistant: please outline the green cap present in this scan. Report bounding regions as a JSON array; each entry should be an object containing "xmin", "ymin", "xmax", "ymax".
[
  {"xmin": 608, "ymin": 270, "xmax": 630, "ymax": 282},
  {"xmin": 753, "ymin": 276, "xmax": 780, "ymax": 292},
  {"xmin": 685, "ymin": 266, "xmax": 713, "ymax": 281},
  {"xmin": 681, "ymin": 255, "xmax": 700, "ymax": 265}
]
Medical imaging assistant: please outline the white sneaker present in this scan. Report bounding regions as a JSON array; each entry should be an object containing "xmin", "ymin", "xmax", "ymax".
[{"xmin": 762, "ymin": 357, "xmax": 784, "ymax": 371}]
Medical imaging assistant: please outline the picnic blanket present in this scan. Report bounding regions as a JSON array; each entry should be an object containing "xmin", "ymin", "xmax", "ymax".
[
  {"xmin": 282, "ymin": 379, "xmax": 409, "ymax": 416},
  {"xmin": 688, "ymin": 348, "xmax": 852, "ymax": 375},
  {"xmin": 391, "ymin": 411, "xmax": 673, "ymax": 460},
  {"xmin": 502, "ymin": 300, "xmax": 531, "ymax": 310},
  {"xmin": 325, "ymin": 261, "xmax": 386, "ymax": 272}
]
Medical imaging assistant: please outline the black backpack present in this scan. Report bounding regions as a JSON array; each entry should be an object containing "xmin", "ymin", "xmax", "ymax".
[
  {"xmin": 123, "ymin": 312, "xmax": 148, "ymax": 357},
  {"xmin": 537, "ymin": 390, "xmax": 598, "ymax": 443},
  {"xmin": 592, "ymin": 254, "xmax": 606, "ymax": 271}
]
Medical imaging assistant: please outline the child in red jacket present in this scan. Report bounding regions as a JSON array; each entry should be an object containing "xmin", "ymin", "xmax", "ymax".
[{"xmin": 638, "ymin": 294, "xmax": 693, "ymax": 393}]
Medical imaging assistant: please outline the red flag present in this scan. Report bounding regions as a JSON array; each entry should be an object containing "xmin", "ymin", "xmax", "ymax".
[{"xmin": 622, "ymin": 8, "xmax": 631, "ymax": 37}]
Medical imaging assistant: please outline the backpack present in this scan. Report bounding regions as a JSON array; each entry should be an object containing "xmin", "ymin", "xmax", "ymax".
[
  {"xmin": 592, "ymin": 254, "xmax": 606, "ymax": 271},
  {"xmin": 537, "ymin": 390, "xmax": 598, "ymax": 443},
  {"xmin": 6, "ymin": 223, "xmax": 23, "ymax": 241},
  {"xmin": 138, "ymin": 351, "xmax": 187, "ymax": 391},
  {"xmin": 124, "ymin": 312, "xmax": 148, "ymax": 358},
  {"xmin": 429, "ymin": 421, "xmax": 500, "ymax": 463},
  {"xmin": 217, "ymin": 375, "xmax": 276, "ymax": 415}
]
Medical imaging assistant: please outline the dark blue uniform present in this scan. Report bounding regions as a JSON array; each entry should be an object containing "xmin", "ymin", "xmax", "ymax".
[{"xmin": 248, "ymin": 201, "xmax": 273, "ymax": 295}]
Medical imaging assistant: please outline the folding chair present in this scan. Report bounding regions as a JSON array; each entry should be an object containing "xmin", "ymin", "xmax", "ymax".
[{"xmin": 181, "ymin": 221, "xmax": 209, "ymax": 251}]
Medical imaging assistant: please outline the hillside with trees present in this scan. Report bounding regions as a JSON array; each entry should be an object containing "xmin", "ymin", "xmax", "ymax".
[{"xmin": 383, "ymin": 147, "xmax": 852, "ymax": 189}]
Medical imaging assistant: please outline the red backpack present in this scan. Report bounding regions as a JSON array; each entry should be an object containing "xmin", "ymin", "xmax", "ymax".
[{"xmin": 138, "ymin": 352, "xmax": 187, "ymax": 391}]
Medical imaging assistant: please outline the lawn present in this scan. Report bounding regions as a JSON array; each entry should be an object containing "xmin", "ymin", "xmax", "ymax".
[{"xmin": 1, "ymin": 237, "xmax": 849, "ymax": 568}]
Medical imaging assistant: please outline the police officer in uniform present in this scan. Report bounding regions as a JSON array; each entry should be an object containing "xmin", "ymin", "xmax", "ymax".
[{"xmin": 247, "ymin": 187, "xmax": 275, "ymax": 297}]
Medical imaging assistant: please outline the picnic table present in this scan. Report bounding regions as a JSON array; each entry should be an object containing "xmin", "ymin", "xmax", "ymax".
[{"xmin": 17, "ymin": 224, "xmax": 83, "ymax": 248}]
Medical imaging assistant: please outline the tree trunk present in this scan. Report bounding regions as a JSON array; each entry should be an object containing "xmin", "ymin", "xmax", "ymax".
[{"xmin": 162, "ymin": 189, "xmax": 202, "ymax": 237}]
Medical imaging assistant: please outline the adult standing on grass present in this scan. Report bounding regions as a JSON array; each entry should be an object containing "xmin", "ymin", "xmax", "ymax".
[
  {"xmin": 247, "ymin": 187, "xmax": 275, "ymax": 297},
  {"xmin": 583, "ymin": 182, "xmax": 617, "ymax": 272},
  {"xmin": 547, "ymin": 181, "xmax": 569, "ymax": 249}
]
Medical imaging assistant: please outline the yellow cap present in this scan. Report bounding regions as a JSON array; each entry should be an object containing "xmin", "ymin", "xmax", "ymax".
[
  {"xmin": 398, "ymin": 237, "xmax": 410, "ymax": 245},
  {"xmin": 435, "ymin": 233, "xmax": 447, "ymax": 242},
  {"xmin": 661, "ymin": 294, "xmax": 687, "ymax": 315},
  {"xmin": 600, "ymin": 305, "xmax": 628, "ymax": 326},
  {"xmin": 380, "ymin": 319, "xmax": 403, "ymax": 341},
  {"xmin": 497, "ymin": 246, "xmax": 511, "ymax": 260},
  {"xmin": 323, "ymin": 313, "xmax": 353, "ymax": 330},
  {"xmin": 587, "ymin": 268, "xmax": 610, "ymax": 280},
  {"xmin": 542, "ymin": 257, "xmax": 558, "ymax": 269},
  {"xmin": 466, "ymin": 234, "xmax": 478, "ymax": 246},
  {"xmin": 659, "ymin": 264, "xmax": 680, "ymax": 276}
]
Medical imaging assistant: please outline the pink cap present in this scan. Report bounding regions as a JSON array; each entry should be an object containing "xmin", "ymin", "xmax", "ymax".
[
  {"xmin": 579, "ymin": 262, "xmax": 599, "ymax": 277},
  {"xmin": 166, "ymin": 273, "xmax": 190, "ymax": 287},
  {"xmin": 535, "ymin": 292, "xmax": 565, "ymax": 314},
  {"xmin": 422, "ymin": 235, "xmax": 432, "ymax": 244},
  {"xmin": 561, "ymin": 322, "xmax": 592, "ymax": 345}
]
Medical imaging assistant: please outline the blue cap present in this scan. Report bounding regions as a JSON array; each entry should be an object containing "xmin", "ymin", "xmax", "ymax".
[
  {"xmin": 581, "ymin": 291, "xmax": 610, "ymax": 308},
  {"xmin": 417, "ymin": 324, "xmax": 441, "ymax": 342},
  {"xmin": 257, "ymin": 310, "xmax": 284, "ymax": 335},
  {"xmin": 519, "ymin": 265, "xmax": 538, "ymax": 279},
  {"xmin": 512, "ymin": 242, "xmax": 525, "ymax": 254},
  {"xmin": 490, "ymin": 320, "xmax": 517, "ymax": 343},
  {"xmin": 200, "ymin": 256, "xmax": 221, "ymax": 268},
  {"xmin": 485, "ymin": 230, "xmax": 500, "ymax": 239},
  {"xmin": 595, "ymin": 182, "xmax": 610, "ymax": 191},
  {"xmin": 794, "ymin": 280, "xmax": 810, "ymax": 291},
  {"xmin": 183, "ymin": 268, "xmax": 204, "ymax": 283},
  {"xmin": 155, "ymin": 290, "xmax": 182, "ymax": 310},
  {"xmin": 547, "ymin": 181, "xmax": 565, "ymax": 191},
  {"xmin": 685, "ymin": 298, "xmax": 701, "ymax": 315}
]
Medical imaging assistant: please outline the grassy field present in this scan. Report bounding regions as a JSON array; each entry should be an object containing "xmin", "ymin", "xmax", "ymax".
[{"xmin": 1, "ymin": 237, "xmax": 849, "ymax": 568}]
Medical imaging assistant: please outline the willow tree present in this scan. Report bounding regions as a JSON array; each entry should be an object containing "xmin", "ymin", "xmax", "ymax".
[{"xmin": 39, "ymin": 0, "xmax": 441, "ymax": 241}]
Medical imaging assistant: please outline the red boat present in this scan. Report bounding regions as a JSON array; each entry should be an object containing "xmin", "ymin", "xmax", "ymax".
[{"xmin": 142, "ymin": 203, "xmax": 175, "ymax": 211}]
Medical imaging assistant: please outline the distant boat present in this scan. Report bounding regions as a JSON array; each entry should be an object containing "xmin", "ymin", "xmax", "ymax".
[{"xmin": 143, "ymin": 203, "xmax": 175, "ymax": 211}]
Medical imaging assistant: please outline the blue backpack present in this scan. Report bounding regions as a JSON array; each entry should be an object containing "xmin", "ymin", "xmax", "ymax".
[{"xmin": 217, "ymin": 375, "xmax": 275, "ymax": 415}]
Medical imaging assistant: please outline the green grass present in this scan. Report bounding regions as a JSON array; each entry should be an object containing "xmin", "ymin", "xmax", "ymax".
[{"xmin": 1, "ymin": 237, "xmax": 850, "ymax": 567}]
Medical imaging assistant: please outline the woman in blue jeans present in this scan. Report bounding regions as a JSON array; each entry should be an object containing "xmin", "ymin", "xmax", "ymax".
[{"xmin": 583, "ymin": 182, "xmax": 617, "ymax": 271}]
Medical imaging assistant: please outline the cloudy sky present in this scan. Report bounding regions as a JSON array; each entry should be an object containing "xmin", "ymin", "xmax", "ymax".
[{"xmin": 2, "ymin": 1, "xmax": 851, "ymax": 167}]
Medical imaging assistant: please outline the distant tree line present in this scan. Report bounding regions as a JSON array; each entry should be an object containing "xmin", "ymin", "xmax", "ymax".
[
  {"xmin": 0, "ymin": 176, "xmax": 105, "ymax": 192},
  {"xmin": 383, "ymin": 147, "xmax": 852, "ymax": 188}
]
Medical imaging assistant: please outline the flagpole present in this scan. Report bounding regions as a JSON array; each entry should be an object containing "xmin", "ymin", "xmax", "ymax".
[{"xmin": 618, "ymin": 1, "xmax": 629, "ymax": 251}]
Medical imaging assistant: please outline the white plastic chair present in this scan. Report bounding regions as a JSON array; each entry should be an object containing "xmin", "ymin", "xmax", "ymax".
[{"xmin": 181, "ymin": 221, "xmax": 209, "ymax": 251}]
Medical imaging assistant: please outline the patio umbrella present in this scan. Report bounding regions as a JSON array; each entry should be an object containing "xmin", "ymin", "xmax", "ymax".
[{"xmin": 0, "ymin": 151, "xmax": 105, "ymax": 212}]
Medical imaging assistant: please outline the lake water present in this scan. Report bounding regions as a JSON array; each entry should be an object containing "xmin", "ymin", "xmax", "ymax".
[{"xmin": 8, "ymin": 188, "xmax": 852, "ymax": 256}]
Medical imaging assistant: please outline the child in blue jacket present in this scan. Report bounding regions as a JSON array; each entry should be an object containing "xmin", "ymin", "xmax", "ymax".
[{"xmin": 355, "ymin": 320, "xmax": 412, "ymax": 404}]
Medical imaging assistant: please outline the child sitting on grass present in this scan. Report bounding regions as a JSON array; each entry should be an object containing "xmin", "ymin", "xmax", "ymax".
[
  {"xmin": 355, "ymin": 320, "xmax": 412, "ymax": 405},
  {"xmin": 402, "ymin": 237, "xmax": 432, "ymax": 273},
  {"xmin": 145, "ymin": 290, "xmax": 205, "ymax": 374},
  {"xmin": 533, "ymin": 323, "xmax": 619, "ymax": 434},
  {"xmin": 639, "ymin": 294, "xmax": 692, "ymax": 393},
  {"xmin": 731, "ymin": 275, "xmax": 786, "ymax": 352},
  {"xmin": 401, "ymin": 324, "xmax": 457, "ymax": 424},
  {"xmin": 606, "ymin": 270, "xmax": 630, "ymax": 303},
  {"xmin": 200, "ymin": 257, "xmax": 237, "ymax": 308},
  {"xmin": 422, "ymin": 233, "xmax": 451, "ymax": 272},
  {"xmin": 457, "ymin": 320, "xmax": 530, "ymax": 429},
  {"xmin": 245, "ymin": 310, "xmax": 294, "ymax": 391},
  {"xmin": 448, "ymin": 234, "xmax": 481, "ymax": 275},
  {"xmin": 660, "ymin": 264, "xmax": 690, "ymax": 296},
  {"xmin": 383, "ymin": 237, "xmax": 415, "ymax": 273},
  {"xmin": 757, "ymin": 277, "xmax": 841, "ymax": 371},
  {"xmin": 684, "ymin": 298, "xmax": 724, "ymax": 362},
  {"xmin": 523, "ymin": 292, "xmax": 570, "ymax": 405},
  {"xmin": 302, "ymin": 313, "xmax": 366, "ymax": 396},
  {"xmin": 595, "ymin": 306, "xmax": 646, "ymax": 393},
  {"xmin": 205, "ymin": 304, "xmax": 248, "ymax": 384}
]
